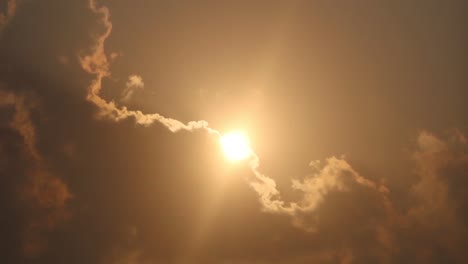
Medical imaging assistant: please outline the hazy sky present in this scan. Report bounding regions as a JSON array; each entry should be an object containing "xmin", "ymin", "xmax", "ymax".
[{"xmin": 0, "ymin": 0, "xmax": 467, "ymax": 263}]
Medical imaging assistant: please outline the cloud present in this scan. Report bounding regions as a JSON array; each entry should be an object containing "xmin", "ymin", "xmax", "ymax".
[
  {"xmin": 79, "ymin": 1, "xmax": 393, "ymax": 237},
  {"xmin": 0, "ymin": 90, "xmax": 40, "ymax": 160},
  {"xmin": 110, "ymin": 51, "xmax": 123, "ymax": 61},
  {"xmin": 0, "ymin": 90, "xmax": 72, "ymax": 257},
  {"xmin": 77, "ymin": 5, "xmax": 468, "ymax": 262},
  {"xmin": 396, "ymin": 130, "xmax": 468, "ymax": 263},
  {"xmin": 0, "ymin": 1, "xmax": 465, "ymax": 262},
  {"xmin": 409, "ymin": 130, "xmax": 467, "ymax": 223},
  {"xmin": 121, "ymin": 75, "xmax": 144, "ymax": 102},
  {"xmin": 291, "ymin": 157, "xmax": 389, "ymax": 220},
  {"xmin": 248, "ymin": 153, "xmax": 392, "ymax": 231},
  {"xmin": 79, "ymin": 0, "xmax": 217, "ymax": 134}
]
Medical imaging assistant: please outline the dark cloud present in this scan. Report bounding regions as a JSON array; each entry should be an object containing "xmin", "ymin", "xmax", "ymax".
[
  {"xmin": 0, "ymin": 90, "xmax": 71, "ymax": 258},
  {"xmin": 395, "ymin": 130, "xmax": 468, "ymax": 263}
]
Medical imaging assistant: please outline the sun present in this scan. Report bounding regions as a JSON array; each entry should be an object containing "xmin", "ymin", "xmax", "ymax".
[{"xmin": 220, "ymin": 131, "xmax": 252, "ymax": 161}]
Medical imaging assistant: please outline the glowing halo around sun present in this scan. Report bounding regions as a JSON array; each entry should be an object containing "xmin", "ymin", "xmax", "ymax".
[{"xmin": 220, "ymin": 131, "xmax": 252, "ymax": 161}]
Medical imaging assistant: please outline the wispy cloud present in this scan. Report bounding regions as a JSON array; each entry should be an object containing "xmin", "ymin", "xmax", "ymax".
[
  {"xmin": 0, "ymin": 90, "xmax": 72, "ymax": 257},
  {"xmin": 78, "ymin": 2, "xmax": 394, "ymax": 240},
  {"xmin": 121, "ymin": 75, "xmax": 144, "ymax": 102},
  {"xmin": 249, "ymin": 153, "xmax": 392, "ymax": 232},
  {"xmin": 79, "ymin": 0, "xmax": 216, "ymax": 133}
]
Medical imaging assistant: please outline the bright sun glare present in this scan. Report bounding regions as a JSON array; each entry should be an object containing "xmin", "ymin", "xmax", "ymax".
[{"xmin": 220, "ymin": 131, "xmax": 251, "ymax": 161}]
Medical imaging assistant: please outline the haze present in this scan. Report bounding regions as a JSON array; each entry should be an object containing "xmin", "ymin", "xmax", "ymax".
[{"xmin": 0, "ymin": 1, "xmax": 467, "ymax": 263}]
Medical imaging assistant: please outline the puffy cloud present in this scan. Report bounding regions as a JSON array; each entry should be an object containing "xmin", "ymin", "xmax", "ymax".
[
  {"xmin": 248, "ymin": 153, "xmax": 392, "ymax": 232},
  {"xmin": 290, "ymin": 157, "xmax": 390, "ymax": 229}
]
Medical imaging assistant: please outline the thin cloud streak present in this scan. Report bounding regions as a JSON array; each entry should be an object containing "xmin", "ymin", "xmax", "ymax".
[
  {"xmin": 79, "ymin": 0, "xmax": 218, "ymax": 134},
  {"xmin": 80, "ymin": 0, "xmax": 390, "ymax": 231}
]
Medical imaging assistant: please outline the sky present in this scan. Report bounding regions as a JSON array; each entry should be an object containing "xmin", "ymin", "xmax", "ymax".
[{"xmin": 0, "ymin": 0, "xmax": 467, "ymax": 263}]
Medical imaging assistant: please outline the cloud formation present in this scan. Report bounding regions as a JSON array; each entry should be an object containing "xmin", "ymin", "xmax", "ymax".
[
  {"xmin": 79, "ymin": 0, "xmax": 217, "ymax": 134},
  {"xmin": 1, "ymin": 0, "xmax": 467, "ymax": 262},
  {"xmin": 397, "ymin": 130, "xmax": 468, "ymax": 263},
  {"xmin": 79, "ymin": 0, "xmax": 391, "ymax": 236},
  {"xmin": 0, "ymin": 90, "xmax": 71, "ymax": 257},
  {"xmin": 121, "ymin": 75, "xmax": 144, "ymax": 102},
  {"xmin": 75, "ymin": 1, "xmax": 468, "ymax": 261}
]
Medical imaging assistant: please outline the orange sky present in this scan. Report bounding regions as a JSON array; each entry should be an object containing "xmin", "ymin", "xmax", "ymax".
[{"xmin": 0, "ymin": 0, "xmax": 467, "ymax": 263}]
